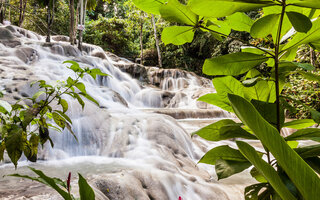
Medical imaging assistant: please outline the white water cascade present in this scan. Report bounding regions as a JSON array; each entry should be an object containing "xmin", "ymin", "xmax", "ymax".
[{"xmin": 0, "ymin": 25, "xmax": 254, "ymax": 200}]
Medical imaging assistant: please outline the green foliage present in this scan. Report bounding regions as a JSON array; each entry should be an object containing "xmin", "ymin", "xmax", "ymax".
[
  {"xmin": 0, "ymin": 61, "xmax": 108, "ymax": 168},
  {"xmin": 10, "ymin": 167, "xmax": 95, "ymax": 200},
  {"xmin": 161, "ymin": 26, "xmax": 194, "ymax": 45},
  {"xmin": 84, "ymin": 16, "xmax": 139, "ymax": 58},
  {"xmin": 202, "ymin": 52, "xmax": 269, "ymax": 76},
  {"xmin": 132, "ymin": 0, "xmax": 320, "ymax": 198}
]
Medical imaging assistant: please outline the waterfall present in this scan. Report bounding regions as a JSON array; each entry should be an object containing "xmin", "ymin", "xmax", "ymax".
[{"xmin": 0, "ymin": 25, "xmax": 252, "ymax": 200}]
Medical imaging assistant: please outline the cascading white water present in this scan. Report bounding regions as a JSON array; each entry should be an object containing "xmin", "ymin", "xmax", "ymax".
[{"xmin": 0, "ymin": 25, "xmax": 252, "ymax": 200}]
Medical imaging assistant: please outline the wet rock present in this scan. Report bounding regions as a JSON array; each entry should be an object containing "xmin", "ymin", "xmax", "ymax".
[
  {"xmin": 63, "ymin": 45, "xmax": 81, "ymax": 57},
  {"xmin": 0, "ymin": 27, "xmax": 14, "ymax": 40},
  {"xmin": 166, "ymin": 92, "xmax": 187, "ymax": 108},
  {"xmin": 161, "ymin": 91, "xmax": 175, "ymax": 107},
  {"xmin": 15, "ymin": 47, "xmax": 38, "ymax": 63},
  {"xmin": 0, "ymin": 27, "xmax": 21, "ymax": 47},
  {"xmin": 5, "ymin": 25, "xmax": 17, "ymax": 34},
  {"xmin": 52, "ymin": 35, "xmax": 70, "ymax": 42},
  {"xmin": 51, "ymin": 44, "xmax": 65, "ymax": 55},
  {"xmin": 95, "ymin": 172, "xmax": 151, "ymax": 200},
  {"xmin": 153, "ymin": 109, "xmax": 230, "ymax": 119},
  {"xmin": 91, "ymin": 51, "xmax": 107, "ymax": 59}
]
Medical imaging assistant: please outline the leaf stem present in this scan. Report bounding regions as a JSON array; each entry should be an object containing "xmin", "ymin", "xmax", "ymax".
[
  {"xmin": 274, "ymin": 2, "xmax": 286, "ymax": 133},
  {"xmin": 199, "ymin": 25, "xmax": 275, "ymax": 58}
]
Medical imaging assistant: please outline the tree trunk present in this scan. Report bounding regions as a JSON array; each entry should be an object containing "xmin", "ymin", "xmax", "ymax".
[
  {"xmin": 74, "ymin": 1, "xmax": 80, "ymax": 44},
  {"xmin": 78, "ymin": 0, "xmax": 87, "ymax": 51},
  {"xmin": 139, "ymin": 20, "xmax": 143, "ymax": 65},
  {"xmin": 46, "ymin": 5, "xmax": 51, "ymax": 42},
  {"xmin": 151, "ymin": 14, "xmax": 162, "ymax": 68},
  {"xmin": 18, "ymin": 0, "xmax": 23, "ymax": 26},
  {"xmin": 18, "ymin": 0, "xmax": 27, "ymax": 27},
  {"xmin": 69, "ymin": 0, "xmax": 75, "ymax": 45},
  {"xmin": 46, "ymin": 0, "xmax": 55, "ymax": 43},
  {"xmin": 0, "ymin": 0, "xmax": 4, "ymax": 24}
]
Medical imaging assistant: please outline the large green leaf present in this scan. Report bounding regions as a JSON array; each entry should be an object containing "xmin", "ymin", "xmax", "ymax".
[
  {"xmin": 161, "ymin": 26, "xmax": 194, "ymax": 45},
  {"xmin": 286, "ymin": 128, "xmax": 320, "ymax": 142},
  {"xmin": 52, "ymin": 112, "xmax": 66, "ymax": 129},
  {"xmin": 251, "ymin": 99, "xmax": 285, "ymax": 128},
  {"xmin": 203, "ymin": 52, "xmax": 268, "ymax": 76},
  {"xmin": 294, "ymin": 144, "xmax": 320, "ymax": 158},
  {"xmin": 160, "ymin": 0, "xmax": 198, "ymax": 25},
  {"xmin": 263, "ymin": 6, "xmax": 298, "ymax": 42},
  {"xmin": 250, "ymin": 14, "xmax": 280, "ymax": 38},
  {"xmin": 79, "ymin": 173, "xmax": 95, "ymax": 200},
  {"xmin": 289, "ymin": 0, "xmax": 320, "ymax": 9},
  {"xmin": 214, "ymin": 76, "xmax": 244, "ymax": 97},
  {"xmin": 229, "ymin": 94, "xmax": 320, "ymax": 200},
  {"xmin": 202, "ymin": 20, "xmax": 231, "ymax": 37},
  {"xmin": 132, "ymin": 0, "xmax": 166, "ymax": 15},
  {"xmin": 225, "ymin": 12, "xmax": 254, "ymax": 32},
  {"xmin": 286, "ymin": 11, "xmax": 312, "ymax": 33},
  {"xmin": 199, "ymin": 145, "xmax": 248, "ymax": 165},
  {"xmin": 243, "ymin": 80, "xmax": 276, "ymax": 102},
  {"xmin": 283, "ymin": 119, "xmax": 316, "ymax": 129},
  {"xmin": 197, "ymin": 93, "xmax": 233, "ymax": 112},
  {"xmin": 215, "ymin": 159, "xmax": 252, "ymax": 180},
  {"xmin": 5, "ymin": 126, "xmax": 25, "ymax": 168},
  {"xmin": 283, "ymin": 18, "xmax": 320, "ymax": 51},
  {"xmin": 197, "ymin": 76, "xmax": 245, "ymax": 112},
  {"xmin": 237, "ymin": 141, "xmax": 296, "ymax": 200},
  {"xmin": 188, "ymin": 0, "xmax": 276, "ymax": 18},
  {"xmin": 192, "ymin": 119, "xmax": 256, "ymax": 141}
]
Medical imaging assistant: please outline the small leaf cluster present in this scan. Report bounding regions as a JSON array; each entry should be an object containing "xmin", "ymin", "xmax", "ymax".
[
  {"xmin": 133, "ymin": 0, "xmax": 320, "ymax": 199},
  {"xmin": 0, "ymin": 60, "xmax": 108, "ymax": 168}
]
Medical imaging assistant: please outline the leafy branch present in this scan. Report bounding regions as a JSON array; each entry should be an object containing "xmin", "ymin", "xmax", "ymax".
[{"xmin": 0, "ymin": 60, "xmax": 108, "ymax": 168}]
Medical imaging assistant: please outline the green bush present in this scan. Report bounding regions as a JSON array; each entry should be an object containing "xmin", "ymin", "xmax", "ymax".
[{"xmin": 83, "ymin": 15, "xmax": 139, "ymax": 59}]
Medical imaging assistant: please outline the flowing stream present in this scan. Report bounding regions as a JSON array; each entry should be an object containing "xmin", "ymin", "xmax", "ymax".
[{"xmin": 0, "ymin": 25, "xmax": 255, "ymax": 200}]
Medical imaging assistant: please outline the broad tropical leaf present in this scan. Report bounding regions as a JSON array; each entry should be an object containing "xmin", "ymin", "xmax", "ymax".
[
  {"xmin": 132, "ymin": 0, "xmax": 166, "ymax": 15},
  {"xmin": 283, "ymin": 18, "xmax": 320, "ymax": 51},
  {"xmin": 250, "ymin": 14, "xmax": 280, "ymax": 38},
  {"xmin": 286, "ymin": 11, "xmax": 312, "ymax": 33},
  {"xmin": 290, "ymin": 0, "xmax": 320, "ymax": 9},
  {"xmin": 294, "ymin": 144, "xmax": 320, "ymax": 158},
  {"xmin": 237, "ymin": 141, "xmax": 296, "ymax": 200},
  {"xmin": 229, "ymin": 94, "xmax": 320, "ymax": 200},
  {"xmin": 225, "ymin": 12, "xmax": 254, "ymax": 32},
  {"xmin": 286, "ymin": 128, "xmax": 320, "ymax": 142},
  {"xmin": 283, "ymin": 119, "xmax": 316, "ymax": 129},
  {"xmin": 199, "ymin": 145, "xmax": 248, "ymax": 165},
  {"xmin": 215, "ymin": 159, "xmax": 252, "ymax": 180},
  {"xmin": 188, "ymin": 0, "xmax": 276, "ymax": 18},
  {"xmin": 198, "ymin": 93, "xmax": 233, "ymax": 112},
  {"xmin": 161, "ymin": 26, "xmax": 194, "ymax": 45},
  {"xmin": 203, "ymin": 52, "xmax": 268, "ymax": 76},
  {"xmin": 251, "ymin": 99, "xmax": 285, "ymax": 128},
  {"xmin": 160, "ymin": 0, "xmax": 198, "ymax": 25},
  {"xmin": 192, "ymin": 119, "xmax": 256, "ymax": 141}
]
